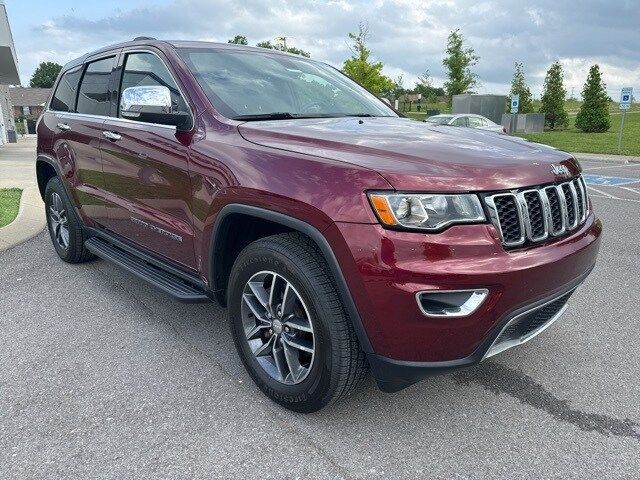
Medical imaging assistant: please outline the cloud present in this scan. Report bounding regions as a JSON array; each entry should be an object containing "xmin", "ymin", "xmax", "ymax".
[{"xmin": 16, "ymin": 0, "xmax": 640, "ymax": 96}]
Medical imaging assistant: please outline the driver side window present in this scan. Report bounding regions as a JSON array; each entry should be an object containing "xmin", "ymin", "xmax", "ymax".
[{"xmin": 119, "ymin": 52, "xmax": 188, "ymax": 121}]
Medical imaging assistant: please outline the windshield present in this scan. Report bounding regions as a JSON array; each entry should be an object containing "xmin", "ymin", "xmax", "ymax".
[
  {"xmin": 425, "ymin": 115, "xmax": 453, "ymax": 125},
  {"xmin": 178, "ymin": 47, "xmax": 397, "ymax": 120}
]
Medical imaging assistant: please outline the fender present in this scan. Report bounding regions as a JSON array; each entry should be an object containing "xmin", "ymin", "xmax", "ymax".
[{"xmin": 210, "ymin": 203, "xmax": 373, "ymax": 353}]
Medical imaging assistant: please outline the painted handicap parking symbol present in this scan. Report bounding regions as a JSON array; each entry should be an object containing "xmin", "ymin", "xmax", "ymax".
[{"xmin": 582, "ymin": 174, "xmax": 640, "ymax": 186}]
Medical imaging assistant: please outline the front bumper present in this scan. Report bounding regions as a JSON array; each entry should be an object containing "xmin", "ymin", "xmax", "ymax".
[
  {"xmin": 326, "ymin": 212, "xmax": 602, "ymax": 390},
  {"xmin": 368, "ymin": 268, "xmax": 587, "ymax": 392}
]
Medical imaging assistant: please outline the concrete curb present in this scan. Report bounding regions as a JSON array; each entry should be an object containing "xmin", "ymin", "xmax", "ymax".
[
  {"xmin": 0, "ymin": 184, "xmax": 46, "ymax": 252},
  {"xmin": 572, "ymin": 152, "xmax": 640, "ymax": 164}
]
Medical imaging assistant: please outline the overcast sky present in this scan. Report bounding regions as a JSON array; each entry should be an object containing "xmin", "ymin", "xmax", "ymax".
[{"xmin": 6, "ymin": 0, "xmax": 639, "ymax": 98}]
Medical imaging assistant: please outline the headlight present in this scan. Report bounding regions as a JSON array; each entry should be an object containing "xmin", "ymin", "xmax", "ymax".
[{"xmin": 368, "ymin": 192, "xmax": 486, "ymax": 231}]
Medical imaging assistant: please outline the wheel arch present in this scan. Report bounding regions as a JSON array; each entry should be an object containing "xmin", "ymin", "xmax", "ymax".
[
  {"xmin": 210, "ymin": 204, "xmax": 373, "ymax": 353},
  {"xmin": 36, "ymin": 155, "xmax": 61, "ymax": 201}
]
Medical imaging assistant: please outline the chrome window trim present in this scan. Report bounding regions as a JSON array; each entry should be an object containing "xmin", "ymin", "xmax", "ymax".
[
  {"xmin": 415, "ymin": 289, "xmax": 489, "ymax": 318},
  {"xmin": 52, "ymin": 111, "xmax": 177, "ymax": 131}
]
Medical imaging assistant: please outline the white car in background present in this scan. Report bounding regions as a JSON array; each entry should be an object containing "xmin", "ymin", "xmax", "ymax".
[{"xmin": 425, "ymin": 113, "xmax": 507, "ymax": 134}]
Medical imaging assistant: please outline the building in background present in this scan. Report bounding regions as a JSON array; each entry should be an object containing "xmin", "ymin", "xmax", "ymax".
[
  {"xmin": 10, "ymin": 87, "xmax": 50, "ymax": 134},
  {"xmin": 0, "ymin": 0, "xmax": 20, "ymax": 144}
]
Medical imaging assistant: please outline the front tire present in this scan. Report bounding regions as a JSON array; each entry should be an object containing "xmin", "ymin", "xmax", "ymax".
[
  {"xmin": 44, "ymin": 177, "xmax": 94, "ymax": 263},
  {"xmin": 227, "ymin": 233, "xmax": 367, "ymax": 412}
]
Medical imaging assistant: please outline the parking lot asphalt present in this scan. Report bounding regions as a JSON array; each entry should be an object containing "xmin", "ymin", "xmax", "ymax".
[{"xmin": 1, "ymin": 158, "xmax": 639, "ymax": 479}]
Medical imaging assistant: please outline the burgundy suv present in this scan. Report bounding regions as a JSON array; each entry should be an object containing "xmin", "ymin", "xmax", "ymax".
[{"xmin": 36, "ymin": 38, "xmax": 602, "ymax": 412}]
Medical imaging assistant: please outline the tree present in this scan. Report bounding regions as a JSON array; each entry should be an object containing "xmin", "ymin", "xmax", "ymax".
[
  {"xmin": 575, "ymin": 64, "xmax": 611, "ymax": 132},
  {"xmin": 342, "ymin": 23, "xmax": 395, "ymax": 96},
  {"xmin": 509, "ymin": 62, "xmax": 534, "ymax": 113},
  {"xmin": 255, "ymin": 39, "xmax": 310, "ymax": 58},
  {"xmin": 539, "ymin": 61, "xmax": 568, "ymax": 129},
  {"xmin": 392, "ymin": 75, "xmax": 406, "ymax": 98},
  {"xmin": 415, "ymin": 71, "xmax": 432, "ymax": 97},
  {"xmin": 228, "ymin": 35, "xmax": 248, "ymax": 45},
  {"xmin": 442, "ymin": 29, "xmax": 479, "ymax": 104},
  {"xmin": 29, "ymin": 62, "xmax": 63, "ymax": 88}
]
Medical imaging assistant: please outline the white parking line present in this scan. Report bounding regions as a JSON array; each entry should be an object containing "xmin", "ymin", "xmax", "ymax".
[
  {"xmin": 587, "ymin": 186, "xmax": 640, "ymax": 204},
  {"xmin": 587, "ymin": 185, "xmax": 617, "ymax": 198},
  {"xmin": 619, "ymin": 186, "xmax": 640, "ymax": 196}
]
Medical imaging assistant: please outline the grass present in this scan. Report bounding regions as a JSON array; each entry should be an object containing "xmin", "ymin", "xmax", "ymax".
[
  {"xmin": 517, "ymin": 110, "xmax": 640, "ymax": 156},
  {"xmin": 0, "ymin": 188, "xmax": 22, "ymax": 228},
  {"xmin": 402, "ymin": 98, "xmax": 640, "ymax": 156}
]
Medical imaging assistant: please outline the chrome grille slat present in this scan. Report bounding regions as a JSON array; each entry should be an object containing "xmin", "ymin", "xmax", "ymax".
[{"xmin": 486, "ymin": 175, "xmax": 588, "ymax": 247}]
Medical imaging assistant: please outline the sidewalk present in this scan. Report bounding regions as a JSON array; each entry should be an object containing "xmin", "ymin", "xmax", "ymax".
[
  {"xmin": 0, "ymin": 137, "xmax": 46, "ymax": 252},
  {"xmin": 572, "ymin": 152, "xmax": 640, "ymax": 164}
]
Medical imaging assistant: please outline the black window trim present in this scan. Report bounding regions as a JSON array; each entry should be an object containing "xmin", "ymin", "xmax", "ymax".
[
  {"xmin": 47, "ymin": 64, "xmax": 83, "ymax": 113},
  {"xmin": 74, "ymin": 54, "xmax": 118, "ymax": 117},
  {"xmin": 108, "ymin": 47, "xmax": 195, "ymax": 131},
  {"xmin": 47, "ymin": 50, "xmax": 120, "ymax": 115}
]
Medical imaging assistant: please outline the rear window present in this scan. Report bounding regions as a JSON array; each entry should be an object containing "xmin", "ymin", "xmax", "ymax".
[
  {"xmin": 50, "ymin": 67, "xmax": 82, "ymax": 112},
  {"xmin": 76, "ymin": 57, "xmax": 114, "ymax": 116}
]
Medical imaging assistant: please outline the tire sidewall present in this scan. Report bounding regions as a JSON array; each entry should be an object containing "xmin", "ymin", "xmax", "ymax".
[
  {"xmin": 228, "ymin": 246, "xmax": 338, "ymax": 412},
  {"xmin": 45, "ymin": 177, "xmax": 78, "ymax": 262}
]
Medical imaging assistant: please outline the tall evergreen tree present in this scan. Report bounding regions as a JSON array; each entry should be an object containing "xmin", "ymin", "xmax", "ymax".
[
  {"xmin": 575, "ymin": 64, "xmax": 611, "ymax": 132},
  {"xmin": 509, "ymin": 62, "xmax": 533, "ymax": 113},
  {"xmin": 442, "ymin": 29, "xmax": 479, "ymax": 105},
  {"xmin": 539, "ymin": 61, "xmax": 568, "ymax": 130}
]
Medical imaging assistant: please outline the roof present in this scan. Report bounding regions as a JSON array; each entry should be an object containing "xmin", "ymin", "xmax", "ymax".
[
  {"xmin": 10, "ymin": 87, "xmax": 50, "ymax": 107},
  {"xmin": 62, "ymin": 38, "xmax": 310, "ymax": 71}
]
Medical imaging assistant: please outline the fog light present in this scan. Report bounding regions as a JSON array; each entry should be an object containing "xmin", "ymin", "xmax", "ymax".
[{"xmin": 416, "ymin": 289, "xmax": 488, "ymax": 317}]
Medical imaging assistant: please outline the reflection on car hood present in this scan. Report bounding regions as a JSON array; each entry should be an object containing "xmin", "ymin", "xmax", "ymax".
[{"xmin": 238, "ymin": 116, "xmax": 579, "ymax": 191}]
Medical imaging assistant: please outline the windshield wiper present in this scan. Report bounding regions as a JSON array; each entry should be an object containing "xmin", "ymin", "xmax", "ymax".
[{"xmin": 232, "ymin": 112, "xmax": 297, "ymax": 121}]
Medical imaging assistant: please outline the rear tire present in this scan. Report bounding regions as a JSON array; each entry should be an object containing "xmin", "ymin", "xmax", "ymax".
[
  {"xmin": 227, "ymin": 232, "xmax": 367, "ymax": 413},
  {"xmin": 44, "ymin": 177, "xmax": 94, "ymax": 263}
]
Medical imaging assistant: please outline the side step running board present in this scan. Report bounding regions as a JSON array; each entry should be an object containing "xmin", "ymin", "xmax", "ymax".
[{"xmin": 85, "ymin": 237, "xmax": 211, "ymax": 303}]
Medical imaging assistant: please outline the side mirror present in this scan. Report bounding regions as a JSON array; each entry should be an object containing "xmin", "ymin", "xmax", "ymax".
[{"xmin": 120, "ymin": 85, "xmax": 191, "ymax": 130}]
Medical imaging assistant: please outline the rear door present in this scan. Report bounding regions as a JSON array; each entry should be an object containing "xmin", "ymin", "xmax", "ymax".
[
  {"xmin": 48, "ymin": 55, "xmax": 117, "ymax": 227},
  {"xmin": 98, "ymin": 49, "xmax": 197, "ymax": 269}
]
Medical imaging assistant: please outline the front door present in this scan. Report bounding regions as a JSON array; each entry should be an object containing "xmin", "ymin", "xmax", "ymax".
[{"xmin": 99, "ymin": 50, "xmax": 197, "ymax": 270}]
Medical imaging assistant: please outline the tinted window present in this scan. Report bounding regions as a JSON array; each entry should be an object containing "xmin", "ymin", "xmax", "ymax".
[
  {"xmin": 76, "ymin": 57, "xmax": 114, "ymax": 116},
  {"xmin": 50, "ymin": 67, "xmax": 82, "ymax": 112},
  {"xmin": 178, "ymin": 48, "xmax": 396, "ymax": 119},
  {"xmin": 468, "ymin": 117, "xmax": 484, "ymax": 127},
  {"xmin": 119, "ymin": 52, "xmax": 188, "ymax": 119},
  {"xmin": 452, "ymin": 117, "xmax": 468, "ymax": 127}
]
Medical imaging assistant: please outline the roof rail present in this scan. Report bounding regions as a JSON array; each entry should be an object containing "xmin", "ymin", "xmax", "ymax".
[{"xmin": 133, "ymin": 36, "xmax": 156, "ymax": 41}]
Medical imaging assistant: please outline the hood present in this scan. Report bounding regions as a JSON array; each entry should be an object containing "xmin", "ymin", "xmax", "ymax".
[{"xmin": 238, "ymin": 117, "xmax": 580, "ymax": 192}]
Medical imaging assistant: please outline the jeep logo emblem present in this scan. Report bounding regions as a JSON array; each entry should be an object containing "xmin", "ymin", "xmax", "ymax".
[{"xmin": 551, "ymin": 164, "xmax": 570, "ymax": 176}]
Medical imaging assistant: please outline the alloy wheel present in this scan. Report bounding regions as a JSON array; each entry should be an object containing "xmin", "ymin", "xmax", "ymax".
[
  {"xmin": 49, "ymin": 192, "xmax": 69, "ymax": 249},
  {"xmin": 240, "ymin": 271, "xmax": 315, "ymax": 385}
]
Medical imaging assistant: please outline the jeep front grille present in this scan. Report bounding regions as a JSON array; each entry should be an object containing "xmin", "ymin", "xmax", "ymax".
[{"xmin": 485, "ymin": 176, "xmax": 588, "ymax": 247}]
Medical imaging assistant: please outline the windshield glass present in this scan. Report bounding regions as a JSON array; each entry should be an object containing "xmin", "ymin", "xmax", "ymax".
[
  {"xmin": 425, "ymin": 115, "xmax": 453, "ymax": 125},
  {"xmin": 178, "ymin": 48, "xmax": 397, "ymax": 120}
]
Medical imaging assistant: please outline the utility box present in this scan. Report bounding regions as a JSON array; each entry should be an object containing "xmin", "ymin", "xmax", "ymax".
[
  {"xmin": 452, "ymin": 94, "xmax": 507, "ymax": 124},
  {"xmin": 502, "ymin": 113, "xmax": 545, "ymax": 133}
]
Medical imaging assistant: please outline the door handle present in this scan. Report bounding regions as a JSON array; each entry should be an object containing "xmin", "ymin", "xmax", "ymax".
[
  {"xmin": 56, "ymin": 123, "xmax": 70, "ymax": 131},
  {"xmin": 102, "ymin": 131, "xmax": 121, "ymax": 141}
]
